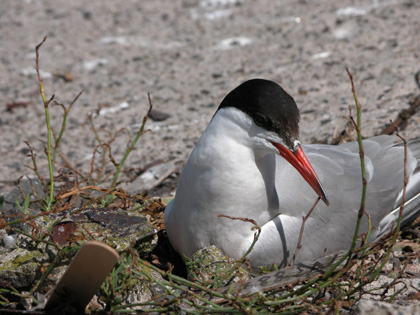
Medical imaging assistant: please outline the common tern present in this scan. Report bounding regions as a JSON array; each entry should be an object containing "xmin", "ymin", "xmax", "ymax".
[{"xmin": 164, "ymin": 79, "xmax": 420, "ymax": 269}]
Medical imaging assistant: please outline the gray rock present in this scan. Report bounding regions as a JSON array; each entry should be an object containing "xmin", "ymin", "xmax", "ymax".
[
  {"xmin": 2, "ymin": 234, "xmax": 17, "ymax": 249},
  {"xmin": 1, "ymin": 178, "xmax": 45, "ymax": 215},
  {"xmin": 149, "ymin": 109, "xmax": 171, "ymax": 122},
  {"xmin": 355, "ymin": 299, "xmax": 420, "ymax": 315},
  {"xmin": 1, "ymin": 178, "xmax": 45, "ymax": 233},
  {"xmin": 188, "ymin": 245, "xmax": 249, "ymax": 287},
  {"xmin": 0, "ymin": 246, "xmax": 47, "ymax": 289}
]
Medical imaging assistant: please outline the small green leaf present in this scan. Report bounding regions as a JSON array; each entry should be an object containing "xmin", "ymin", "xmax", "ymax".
[
  {"xmin": 24, "ymin": 194, "xmax": 31, "ymax": 211},
  {"xmin": 16, "ymin": 194, "xmax": 31, "ymax": 215},
  {"xmin": 16, "ymin": 200, "xmax": 23, "ymax": 212}
]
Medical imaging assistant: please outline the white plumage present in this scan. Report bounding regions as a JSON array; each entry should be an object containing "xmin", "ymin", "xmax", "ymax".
[{"xmin": 164, "ymin": 79, "xmax": 420, "ymax": 269}]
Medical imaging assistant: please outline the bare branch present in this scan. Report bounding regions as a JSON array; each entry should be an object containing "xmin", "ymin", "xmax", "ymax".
[{"xmin": 290, "ymin": 197, "xmax": 320, "ymax": 266}]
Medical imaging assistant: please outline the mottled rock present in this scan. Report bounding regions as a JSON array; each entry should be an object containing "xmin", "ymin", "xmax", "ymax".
[
  {"xmin": 356, "ymin": 299, "xmax": 420, "ymax": 315},
  {"xmin": 188, "ymin": 245, "xmax": 249, "ymax": 287},
  {"xmin": 0, "ymin": 207, "xmax": 158, "ymax": 290}
]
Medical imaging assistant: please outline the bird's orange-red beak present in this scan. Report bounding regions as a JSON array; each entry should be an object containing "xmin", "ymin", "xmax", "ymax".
[{"xmin": 272, "ymin": 142, "xmax": 330, "ymax": 206}]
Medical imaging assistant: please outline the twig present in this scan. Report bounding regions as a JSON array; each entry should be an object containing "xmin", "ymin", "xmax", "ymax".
[
  {"xmin": 87, "ymin": 113, "xmax": 111, "ymax": 183},
  {"xmin": 217, "ymin": 214, "xmax": 261, "ymax": 261},
  {"xmin": 355, "ymin": 214, "xmax": 372, "ymax": 279},
  {"xmin": 394, "ymin": 122, "xmax": 409, "ymax": 223},
  {"xmin": 53, "ymin": 90, "xmax": 83, "ymax": 160},
  {"xmin": 55, "ymin": 185, "xmax": 113, "ymax": 200},
  {"xmin": 87, "ymin": 112, "xmax": 104, "ymax": 145},
  {"xmin": 88, "ymin": 143, "xmax": 112, "ymax": 184},
  {"xmin": 16, "ymin": 176, "xmax": 26, "ymax": 201},
  {"xmin": 23, "ymin": 141, "xmax": 45, "ymax": 185},
  {"xmin": 57, "ymin": 151, "xmax": 84, "ymax": 178},
  {"xmin": 106, "ymin": 127, "xmax": 131, "ymax": 148},
  {"xmin": 290, "ymin": 197, "xmax": 320, "ymax": 266},
  {"xmin": 35, "ymin": 36, "xmax": 55, "ymax": 208},
  {"xmin": 337, "ymin": 121, "xmax": 409, "ymax": 299},
  {"xmin": 345, "ymin": 67, "xmax": 368, "ymax": 255},
  {"xmin": 380, "ymin": 95, "xmax": 420, "ymax": 135},
  {"xmin": 27, "ymin": 249, "xmax": 63, "ymax": 296}
]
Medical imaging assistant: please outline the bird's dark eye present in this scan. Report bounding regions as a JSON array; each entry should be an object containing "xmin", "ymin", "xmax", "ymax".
[{"xmin": 253, "ymin": 115, "xmax": 266, "ymax": 127}]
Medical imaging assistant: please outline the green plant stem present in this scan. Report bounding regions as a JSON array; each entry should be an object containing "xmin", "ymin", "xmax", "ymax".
[
  {"xmin": 28, "ymin": 249, "xmax": 62, "ymax": 296},
  {"xmin": 345, "ymin": 67, "xmax": 368, "ymax": 253},
  {"xmin": 111, "ymin": 94, "xmax": 153, "ymax": 189},
  {"xmin": 53, "ymin": 111, "xmax": 66, "ymax": 161},
  {"xmin": 355, "ymin": 216, "xmax": 372, "ymax": 279},
  {"xmin": 35, "ymin": 36, "xmax": 54, "ymax": 207},
  {"xmin": 132, "ymin": 257, "xmax": 240, "ymax": 308},
  {"xmin": 12, "ymin": 227, "xmax": 57, "ymax": 248},
  {"xmin": 341, "ymin": 121, "xmax": 409, "ymax": 303},
  {"xmin": 44, "ymin": 106, "xmax": 55, "ymax": 203},
  {"xmin": 53, "ymin": 90, "xmax": 82, "ymax": 161}
]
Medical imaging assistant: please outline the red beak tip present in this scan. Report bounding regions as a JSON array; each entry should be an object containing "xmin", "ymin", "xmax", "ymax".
[{"xmin": 272, "ymin": 141, "xmax": 330, "ymax": 207}]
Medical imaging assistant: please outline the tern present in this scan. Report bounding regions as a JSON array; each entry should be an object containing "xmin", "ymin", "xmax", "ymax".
[{"xmin": 164, "ymin": 79, "xmax": 420, "ymax": 269}]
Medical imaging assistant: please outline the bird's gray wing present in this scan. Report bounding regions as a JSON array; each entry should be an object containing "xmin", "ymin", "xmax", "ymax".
[{"xmin": 265, "ymin": 135, "xmax": 420, "ymax": 264}]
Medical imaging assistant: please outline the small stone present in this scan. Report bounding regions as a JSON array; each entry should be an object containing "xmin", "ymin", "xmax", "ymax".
[
  {"xmin": 356, "ymin": 299, "xmax": 420, "ymax": 315},
  {"xmin": 2, "ymin": 234, "xmax": 17, "ymax": 249},
  {"xmin": 149, "ymin": 109, "xmax": 171, "ymax": 122}
]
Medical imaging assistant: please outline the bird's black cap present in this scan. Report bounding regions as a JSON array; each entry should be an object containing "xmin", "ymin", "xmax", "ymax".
[{"xmin": 217, "ymin": 79, "xmax": 300, "ymax": 149}]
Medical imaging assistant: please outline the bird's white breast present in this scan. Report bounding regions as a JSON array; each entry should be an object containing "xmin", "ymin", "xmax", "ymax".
[{"xmin": 164, "ymin": 108, "xmax": 278, "ymax": 258}]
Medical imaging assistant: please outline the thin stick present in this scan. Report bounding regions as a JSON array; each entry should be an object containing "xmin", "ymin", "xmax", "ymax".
[
  {"xmin": 345, "ymin": 67, "xmax": 368, "ymax": 253},
  {"xmin": 364, "ymin": 122, "xmax": 408, "ymax": 282},
  {"xmin": 57, "ymin": 151, "xmax": 84, "ymax": 178},
  {"xmin": 35, "ymin": 36, "xmax": 55, "ymax": 207},
  {"xmin": 217, "ymin": 214, "xmax": 261, "ymax": 261},
  {"xmin": 87, "ymin": 113, "xmax": 103, "ymax": 145},
  {"xmin": 53, "ymin": 90, "xmax": 83, "ymax": 160},
  {"xmin": 329, "ymin": 122, "xmax": 410, "ymax": 300},
  {"xmin": 23, "ymin": 140, "xmax": 45, "ymax": 185},
  {"xmin": 393, "ymin": 122, "xmax": 408, "ymax": 224},
  {"xmin": 290, "ymin": 197, "xmax": 320, "ymax": 266}
]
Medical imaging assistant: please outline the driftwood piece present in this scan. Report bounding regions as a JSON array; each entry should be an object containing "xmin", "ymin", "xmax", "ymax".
[{"xmin": 381, "ymin": 95, "xmax": 420, "ymax": 135}]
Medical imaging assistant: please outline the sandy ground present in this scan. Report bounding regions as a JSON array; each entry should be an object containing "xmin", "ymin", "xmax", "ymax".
[{"xmin": 1, "ymin": 0, "xmax": 420, "ymax": 193}]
